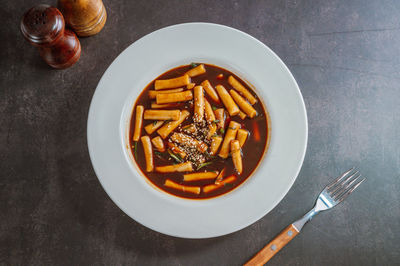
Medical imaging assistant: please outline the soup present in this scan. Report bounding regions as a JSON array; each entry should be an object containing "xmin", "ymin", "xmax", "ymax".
[{"xmin": 129, "ymin": 63, "xmax": 269, "ymax": 199}]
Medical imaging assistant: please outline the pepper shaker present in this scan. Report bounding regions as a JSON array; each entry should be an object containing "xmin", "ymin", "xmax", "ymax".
[
  {"xmin": 58, "ymin": 0, "xmax": 107, "ymax": 37},
  {"xmin": 21, "ymin": 4, "xmax": 81, "ymax": 69}
]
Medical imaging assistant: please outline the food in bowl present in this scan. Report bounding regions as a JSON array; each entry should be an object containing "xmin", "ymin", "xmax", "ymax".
[{"xmin": 129, "ymin": 63, "xmax": 269, "ymax": 199}]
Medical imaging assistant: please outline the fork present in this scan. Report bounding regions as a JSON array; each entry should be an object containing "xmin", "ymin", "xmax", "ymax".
[{"xmin": 244, "ymin": 168, "xmax": 366, "ymax": 266}]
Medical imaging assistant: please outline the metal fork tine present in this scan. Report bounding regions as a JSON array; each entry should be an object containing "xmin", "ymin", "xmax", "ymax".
[
  {"xmin": 332, "ymin": 174, "xmax": 362, "ymax": 199},
  {"xmin": 329, "ymin": 172, "xmax": 360, "ymax": 195},
  {"xmin": 290, "ymin": 169, "xmax": 365, "ymax": 235},
  {"xmin": 326, "ymin": 167, "xmax": 355, "ymax": 190},
  {"xmin": 335, "ymin": 178, "xmax": 366, "ymax": 203}
]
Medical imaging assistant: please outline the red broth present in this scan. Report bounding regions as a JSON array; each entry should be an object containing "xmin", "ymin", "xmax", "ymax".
[{"xmin": 129, "ymin": 64, "xmax": 270, "ymax": 199}]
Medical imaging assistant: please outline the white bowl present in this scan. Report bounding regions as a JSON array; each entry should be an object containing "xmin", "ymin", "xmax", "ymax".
[{"xmin": 87, "ymin": 23, "xmax": 308, "ymax": 238}]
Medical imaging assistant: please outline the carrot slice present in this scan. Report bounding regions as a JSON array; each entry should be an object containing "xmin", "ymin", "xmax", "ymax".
[{"xmin": 253, "ymin": 120, "xmax": 260, "ymax": 141}]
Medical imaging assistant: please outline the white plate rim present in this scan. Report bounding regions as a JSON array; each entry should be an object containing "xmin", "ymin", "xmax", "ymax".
[{"xmin": 87, "ymin": 22, "xmax": 308, "ymax": 238}]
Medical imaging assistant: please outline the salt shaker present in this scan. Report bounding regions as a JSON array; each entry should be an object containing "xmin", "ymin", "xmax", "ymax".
[
  {"xmin": 21, "ymin": 4, "xmax": 81, "ymax": 69},
  {"xmin": 58, "ymin": 0, "xmax": 107, "ymax": 37}
]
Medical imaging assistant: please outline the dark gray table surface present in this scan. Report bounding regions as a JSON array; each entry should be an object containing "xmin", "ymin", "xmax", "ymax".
[{"xmin": 1, "ymin": 0, "xmax": 399, "ymax": 265}]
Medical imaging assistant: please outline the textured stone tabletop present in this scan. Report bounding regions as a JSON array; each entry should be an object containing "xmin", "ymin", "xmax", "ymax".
[{"xmin": 1, "ymin": 0, "xmax": 399, "ymax": 265}]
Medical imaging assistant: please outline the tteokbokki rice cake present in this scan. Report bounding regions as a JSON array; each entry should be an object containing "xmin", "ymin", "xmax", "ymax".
[{"xmin": 129, "ymin": 63, "xmax": 270, "ymax": 199}]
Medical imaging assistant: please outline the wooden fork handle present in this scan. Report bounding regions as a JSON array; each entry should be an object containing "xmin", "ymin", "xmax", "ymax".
[{"xmin": 244, "ymin": 224, "xmax": 299, "ymax": 266}]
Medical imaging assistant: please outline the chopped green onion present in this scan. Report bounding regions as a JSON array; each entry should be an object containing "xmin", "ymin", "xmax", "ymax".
[
  {"xmin": 212, "ymin": 105, "xmax": 217, "ymax": 111},
  {"xmin": 190, "ymin": 63, "xmax": 199, "ymax": 68},
  {"xmin": 168, "ymin": 149, "xmax": 183, "ymax": 163},
  {"xmin": 197, "ymin": 161, "xmax": 213, "ymax": 170},
  {"xmin": 219, "ymin": 128, "xmax": 225, "ymax": 134},
  {"xmin": 212, "ymin": 120, "xmax": 220, "ymax": 124},
  {"xmin": 153, "ymin": 121, "xmax": 158, "ymax": 126},
  {"xmin": 154, "ymin": 151, "xmax": 162, "ymax": 159},
  {"xmin": 133, "ymin": 141, "xmax": 138, "ymax": 159},
  {"xmin": 154, "ymin": 151, "xmax": 168, "ymax": 160}
]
